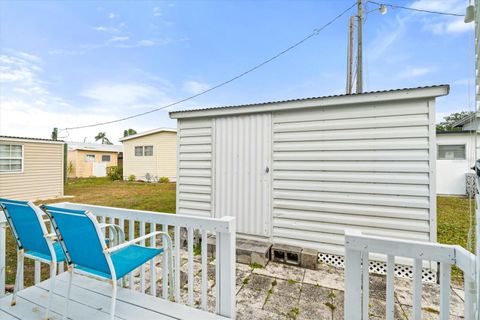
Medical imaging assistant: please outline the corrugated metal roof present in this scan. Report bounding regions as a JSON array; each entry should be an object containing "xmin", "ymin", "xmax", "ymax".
[
  {"xmin": 0, "ymin": 135, "xmax": 64, "ymax": 143},
  {"xmin": 170, "ymin": 84, "xmax": 449, "ymax": 116},
  {"xmin": 67, "ymin": 141, "xmax": 123, "ymax": 152}
]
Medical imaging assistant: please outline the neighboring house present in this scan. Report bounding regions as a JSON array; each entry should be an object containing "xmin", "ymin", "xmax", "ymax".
[
  {"xmin": 119, "ymin": 128, "xmax": 177, "ymax": 181},
  {"xmin": 171, "ymin": 85, "xmax": 448, "ymax": 256},
  {"xmin": 0, "ymin": 136, "xmax": 64, "ymax": 201},
  {"xmin": 67, "ymin": 142, "xmax": 123, "ymax": 178},
  {"xmin": 436, "ymin": 113, "xmax": 478, "ymax": 195}
]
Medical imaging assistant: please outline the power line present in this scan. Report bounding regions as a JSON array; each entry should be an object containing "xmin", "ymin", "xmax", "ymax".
[
  {"xmin": 63, "ymin": 2, "xmax": 357, "ymax": 131},
  {"xmin": 367, "ymin": 1, "xmax": 464, "ymax": 17}
]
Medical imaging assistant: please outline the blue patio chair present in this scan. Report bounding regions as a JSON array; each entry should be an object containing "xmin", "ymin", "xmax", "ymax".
[
  {"xmin": 0, "ymin": 198, "xmax": 67, "ymax": 320},
  {"xmin": 42, "ymin": 205, "xmax": 174, "ymax": 320}
]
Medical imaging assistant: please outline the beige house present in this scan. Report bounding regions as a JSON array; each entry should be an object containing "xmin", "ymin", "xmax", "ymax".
[
  {"xmin": 67, "ymin": 142, "xmax": 123, "ymax": 178},
  {"xmin": 0, "ymin": 136, "xmax": 64, "ymax": 201},
  {"xmin": 119, "ymin": 128, "xmax": 177, "ymax": 181}
]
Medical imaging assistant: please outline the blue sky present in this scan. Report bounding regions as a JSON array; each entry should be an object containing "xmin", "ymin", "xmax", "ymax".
[{"xmin": 0, "ymin": 0, "xmax": 474, "ymax": 143}]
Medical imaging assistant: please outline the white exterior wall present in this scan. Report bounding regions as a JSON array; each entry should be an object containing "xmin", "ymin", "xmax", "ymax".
[
  {"xmin": 436, "ymin": 133, "xmax": 476, "ymax": 195},
  {"xmin": 173, "ymin": 88, "xmax": 445, "ymax": 255},
  {"xmin": 271, "ymin": 99, "xmax": 435, "ymax": 255},
  {"xmin": 177, "ymin": 118, "xmax": 213, "ymax": 217}
]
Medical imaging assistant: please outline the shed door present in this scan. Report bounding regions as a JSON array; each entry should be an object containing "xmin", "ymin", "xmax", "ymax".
[{"xmin": 214, "ymin": 113, "xmax": 272, "ymax": 237}]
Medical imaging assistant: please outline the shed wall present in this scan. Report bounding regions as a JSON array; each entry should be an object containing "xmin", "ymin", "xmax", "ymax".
[
  {"xmin": 177, "ymin": 119, "xmax": 213, "ymax": 217},
  {"xmin": 176, "ymin": 98, "xmax": 436, "ymax": 255},
  {"xmin": 270, "ymin": 99, "xmax": 435, "ymax": 255},
  {"xmin": 0, "ymin": 140, "xmax": 64, "ymax": 201}
]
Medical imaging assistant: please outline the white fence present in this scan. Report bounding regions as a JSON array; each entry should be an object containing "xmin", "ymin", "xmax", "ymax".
[
  {"xmin": 0, "ymin": 202, "xmax": 236, "ymax": 319},
  {"xmin": 344, "ymin": 229, "xmax": 477, "ymax": 320}
]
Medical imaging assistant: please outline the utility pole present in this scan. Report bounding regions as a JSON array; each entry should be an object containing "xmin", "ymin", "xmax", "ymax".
[
  {"xmin": 356, "ymin": 0, "xmax": 363, "ymax": 94},
  {"xmin": 346, "ymin": 16, "xmax": 354, "ymax": 94}
]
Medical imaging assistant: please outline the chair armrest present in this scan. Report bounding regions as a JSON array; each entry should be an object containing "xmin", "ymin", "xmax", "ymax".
[
  {"xmin": 99, "ymin": 223, "xmax": 125, "ymax": 245},
  {"xmin": 44, "ymin": 233, "xmax": 58, "ymax": 241},
  {"xmin": 106, "ymin": 231, "xmax": 172, "ymax": 254}
]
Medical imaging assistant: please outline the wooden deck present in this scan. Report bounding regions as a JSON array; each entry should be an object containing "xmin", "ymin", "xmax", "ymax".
[{"xmin": 0, "ymin": 273, "xmax": 228, "ymax": 320}]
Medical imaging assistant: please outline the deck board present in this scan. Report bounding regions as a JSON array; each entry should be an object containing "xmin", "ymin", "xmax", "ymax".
[{"xmin": 0, "ymin": 273, "xmax": 229, "ymax": 320}]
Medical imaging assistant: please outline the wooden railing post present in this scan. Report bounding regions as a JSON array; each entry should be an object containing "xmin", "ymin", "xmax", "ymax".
[
  {"xmin": 0, "ymin": 214, "xmax": 5, "ymax": 297},
  {"xmin": 344, "ymin": 230, "xmax": 362, "ymax": 320},
  {"xmin": 216, "ymin": 217, "xmax": 236, "ymax": 319}
]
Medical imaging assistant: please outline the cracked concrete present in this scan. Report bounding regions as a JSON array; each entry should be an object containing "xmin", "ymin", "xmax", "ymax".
[{"xmin": 134, "ymin": 250, "xmax": 466, "ymax": 320}]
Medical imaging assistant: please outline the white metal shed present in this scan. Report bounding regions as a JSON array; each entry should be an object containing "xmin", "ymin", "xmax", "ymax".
[{"xmin": 170, "ymin": 85, "xmax": 449, "ymax": 256}]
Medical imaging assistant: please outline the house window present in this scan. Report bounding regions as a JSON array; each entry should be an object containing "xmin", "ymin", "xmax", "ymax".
[
  {"xmin": 438, "ymin": 145, "xmax": 466, "ymax": 160},
  {"xmin": 0, "ymin": 144, "xmax": 23, "ymax": 173},
  {"xmin": 144, "ymin": 145, "xmax": 153, "ymax": 156},
  {"xmin": 135, "ymin": 146, "xmax": 154, "ymax": 156},
  {"xmin": 85, "ymin": 154, "xmax": 95, "ymax": 162},
  {"xmin": 102, "ymin": 155, "xmax": 111, "ymax": 162}
]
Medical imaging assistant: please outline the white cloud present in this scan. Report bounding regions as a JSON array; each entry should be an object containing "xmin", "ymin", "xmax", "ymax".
[
  {"xmin": 183, "ymin": 81, "xmax": 211, "ymax": 94},
  {"xmin": 93, "ymin": 26, "xmax": 119, "ymax": 33},
  {"xmin": 16, "ymin": 51, "xmax": 41, "ymax": 63},
  {"xmin": 108, "ymin": 36, "xmax": 130, "ymax": 42},
  {"xmin": 409, "ymin": 0, "xmax": 472, "ymax": 35},
  {"xmin": 82, "ymin": 83, "xmax": 165, "ymax": 106},
  {"xmin": 399, "ymin": 66, "xmax": 434, "ymax": 79},
  {"xmin": 153, "ymin": 7, "xmax": 162, "ymax": 17},
  {"xmin": 108, "ymin": 12, "xmax": 119, "ymax": 19}
]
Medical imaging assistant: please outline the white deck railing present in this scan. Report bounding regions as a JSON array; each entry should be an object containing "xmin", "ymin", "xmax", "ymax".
[
  {"xmin": 344, "ymin": 230, "xmax": 477, "ymax": 320},
  {"xmin": 0, "ymin": 202, "xmax": 236, "ymax": 319}
]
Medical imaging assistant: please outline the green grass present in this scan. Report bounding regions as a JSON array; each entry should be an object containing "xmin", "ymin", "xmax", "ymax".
[
  {"xmin": 3, "ymin": 179, "xmax": 475, "ymax": 288},
  {"xmin": 437, "ymin": 196, "xmax": 476, "ymax": 283}
]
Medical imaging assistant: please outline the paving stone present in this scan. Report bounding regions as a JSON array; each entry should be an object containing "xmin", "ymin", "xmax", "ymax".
[
  {"xmin": 236, "ymin": 305, "xmax": 284, "ymax": 320},
  {"xmin": 367, "ymin": 298, "xmax": 407, "ymax": 319},
  {"xmin": 400, "ymin": 304, "xmax": 464, "ymax": 320},
  {"xmin": 273, "ymin": 278, "xmax": 302, "ymax": 299},
  {"xmin": 236, "ymin": 265, "xmax": 253, "ymax": 294},
  {"xmin": 303, "ymin": 264, "xmax": 344, "ymax": 291},
  {"xmin": 263, "ymin": 291, "xmax": 299, "ymax": 318},
  {"xmin": 253, "ymin": 262, "xmax": 305, "ymax": 282},
  {"xmin": 421, "ymin": 282, "xmax": 465, "ymax": 318},
  {"xmin": 237, "ymin": 274, "xmax": 273, "ymax": 309},
  {"xmin": 297, "ymin": 283, "xmax": 343, "ymax": 320}
]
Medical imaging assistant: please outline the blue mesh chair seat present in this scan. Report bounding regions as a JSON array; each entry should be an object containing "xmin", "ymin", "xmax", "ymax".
[
  {"xmin": 0, "ymin": 198, "xmax": 65, "ymax": 320},
  {"xmin": 25, "ymin": 242, "xmax": 67, "ymax": 263},
  {"xmin": 42, "ymin": 205, "xmax": 173, "ymax": 320},
  {"xmin": 76, "ymin": 245, "xmax": 164, "ymax": 279}
]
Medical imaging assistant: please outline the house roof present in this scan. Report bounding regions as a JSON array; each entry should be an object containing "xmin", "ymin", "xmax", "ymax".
[
  {"xmin": 67, "ymin": 142, "xmax": 123, "ymax": 152},
  {"xmin": 170, "ymin": 85, "xmax": 449, "ymax": 119},
  {"xmin": 451, "ymin": 113, "xmax": 477, "ymax": 128},
  {"xmin": 0, "ymin": 135, "xmax": 65, "ymax": 144},
  {"xmin": 436, "ymin": 130, "xmax": 476, "ymax": 135},
  {"xmin": 119, "ymin": 128, "xmax": 177, "ymax": 142}
]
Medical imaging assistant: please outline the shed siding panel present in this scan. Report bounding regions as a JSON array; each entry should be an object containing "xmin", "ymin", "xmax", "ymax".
[
  {"xmin": 272, "ymin": 99, "xmax": 433, "ymax": 255},
  {"xmin": 177, "ymin": 119, "xmax": 213, "ymax": 217},
  {"xmin": 0, "ymin": 140, "xmax": 64, "ymax": 201},
  {"xmin": 123, "ymin": 131, "xmax": 177, "ymax": 181}
]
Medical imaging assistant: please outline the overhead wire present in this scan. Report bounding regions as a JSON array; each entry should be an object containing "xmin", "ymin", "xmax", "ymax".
[
  {"xmin": 61, "ymin": 2, "xmax": 357, "ymax": 131},
  {"xmin": 367, "ymin": 1, "xmax": 464, "ymax": 17}
]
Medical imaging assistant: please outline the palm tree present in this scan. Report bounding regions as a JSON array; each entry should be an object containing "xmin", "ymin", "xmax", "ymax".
[
  {"xmin": 94, "ymin": 132, "xmax": 112, "ymax": 144},
  {"xmin": 123, "ymin": 128, "xmax": 137, "ymax": 137}
]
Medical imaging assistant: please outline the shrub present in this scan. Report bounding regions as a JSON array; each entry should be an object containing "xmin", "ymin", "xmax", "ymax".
[
  {"xmin": 106, "ymin": 166, "xmax": 123, "ymax": 181},
  {"xmin": 127, "ymin": 174, "xmax": 136, "ymax": 182},
  {"xmin": 159, "ymin": 176, "xmax": 170, "ymax": 183}
]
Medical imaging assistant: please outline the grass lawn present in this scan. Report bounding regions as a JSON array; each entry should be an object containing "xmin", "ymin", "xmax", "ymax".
[{"xmin": 3, "ymin": 178, "xmax": 476, "ymax": 286}]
